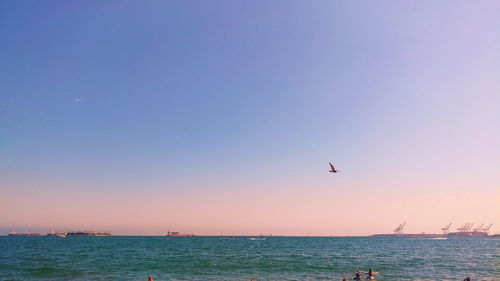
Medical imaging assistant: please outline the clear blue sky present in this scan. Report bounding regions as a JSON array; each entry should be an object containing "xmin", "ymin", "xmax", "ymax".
[{"xmin": 1, "ymin": 1, "xmax": 499, "ymax": 235}]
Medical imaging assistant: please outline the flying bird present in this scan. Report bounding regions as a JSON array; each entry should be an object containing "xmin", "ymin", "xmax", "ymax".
[{"xmin": 329, "ymin": 163, "xmax": 339, "ymax": 173}]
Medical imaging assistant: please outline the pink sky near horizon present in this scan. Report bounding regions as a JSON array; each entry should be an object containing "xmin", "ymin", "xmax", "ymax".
[{"xmin": 2, "ymin": 174, "xmax": 499, "ymax": 236}]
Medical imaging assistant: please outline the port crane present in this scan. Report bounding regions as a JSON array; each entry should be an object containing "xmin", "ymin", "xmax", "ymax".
[
  {"xmin": 458, "ymin": 222, "xmax": 474, "ymax": 232},
  {"xmin": 394, "ymin": 222, "xmax": 406, "ymax": 234},
  {"xmin": 482, "ymin": 223, "xmax": 493, "ymax": 234},
  {"xmin": 451, "ymin": 222, "xmax": 493, "ymax": 235},
  {"xmin": 466, "ymin": 223, "xmax": 474, "ymax": 232},
  {"xmin": 441, "ymin": 223, "xmax": 452, "ymax": 234},
  {"xmin": 473, "ymin": 224, "xmax": 484, "ymax": 232}
]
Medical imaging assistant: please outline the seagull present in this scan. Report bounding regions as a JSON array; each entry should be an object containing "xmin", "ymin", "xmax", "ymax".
[{"xmin": 329, "ymin": 163, "xmax": 339, "ymax": 173}]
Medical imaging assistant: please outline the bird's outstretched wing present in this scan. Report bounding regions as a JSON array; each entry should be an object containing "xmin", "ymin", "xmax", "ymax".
[{"xmin": 329, "ymin": 162, "xmax": 339, "ymax": 173}]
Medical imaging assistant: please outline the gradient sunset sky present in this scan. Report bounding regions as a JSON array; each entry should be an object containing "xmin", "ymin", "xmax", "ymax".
[{"xmin": 1, "ymin": 1, "xmax": 499, "ymax": 236}]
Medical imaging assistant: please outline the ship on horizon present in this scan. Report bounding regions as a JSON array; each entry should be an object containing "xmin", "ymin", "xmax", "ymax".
[
  {"xmin": 46, "ymin": 230, "xmax": 67, "ymax": 237},
  {"xmin": 66, "ymin": 231, "xmax": 111, "ymax": 236},
  {"xmin": 166, "ymin": 231, "xmax": 195, "ymax": 237}
]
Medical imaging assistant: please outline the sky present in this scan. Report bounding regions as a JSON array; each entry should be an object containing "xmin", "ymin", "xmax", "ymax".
[{"xmin": 0, "ymin": 0, "xmax": 499, "ymax": 236}]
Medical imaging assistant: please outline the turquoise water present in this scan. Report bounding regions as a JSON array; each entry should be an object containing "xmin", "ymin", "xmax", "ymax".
[{"xmin": 0, "ymin": 236, "xmax": 498, "ymax": 281}]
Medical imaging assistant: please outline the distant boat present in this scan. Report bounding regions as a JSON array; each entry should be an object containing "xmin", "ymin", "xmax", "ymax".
[
  {"xmin": 329, "ymin": 163, "xmax": 339, "ymax": 173},
  {"xmin": 47, "ymin": 231, "xmax": 67, "ymax": 237},
  {"xmin": 166, "ymin": 231, "xmax": 194, "ymax": 237},
  {"xmin": 66, "ymin": 231, "xmax": 111, "ymax": 236}
]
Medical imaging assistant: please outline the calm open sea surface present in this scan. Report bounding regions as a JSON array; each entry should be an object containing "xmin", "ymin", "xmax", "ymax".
[{"xmin": 0, "ymin": 236, "xmax": 498, "ymax": 281}]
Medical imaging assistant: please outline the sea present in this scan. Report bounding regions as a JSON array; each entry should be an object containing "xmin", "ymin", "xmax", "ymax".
[{"xmin": 0, "ymin": 236, "xmax": 498, "ymax": 281}]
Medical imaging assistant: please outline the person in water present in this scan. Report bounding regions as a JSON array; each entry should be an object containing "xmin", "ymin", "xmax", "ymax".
[
  {"xmin": 464, "ymin": 278, "xmax": 471, "ymax": 281},
  {"xmin": 353, "ymin": 272, "xmax": 362, "ymax": 280},
  {"xmin": 366, "ymin": 269, "xmax": 374, "ymax": 280},
  {"xmin": 148, "ymin": 277, "xmax": 154, "ymax": 281}
]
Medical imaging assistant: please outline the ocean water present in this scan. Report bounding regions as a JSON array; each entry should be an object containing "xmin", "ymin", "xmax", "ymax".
[{"xmin": 0, "ymin": 236, "xmax": 498, "ymax": 281}]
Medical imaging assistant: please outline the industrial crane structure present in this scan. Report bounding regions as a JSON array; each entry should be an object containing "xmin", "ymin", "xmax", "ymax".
[
  {"xmin": 393, "ymin": 222, "xmax": 406, "ymax": 234},
  {"xmin": 441, "ymin": 223, "xmax": 452, "ymax": 235}
]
